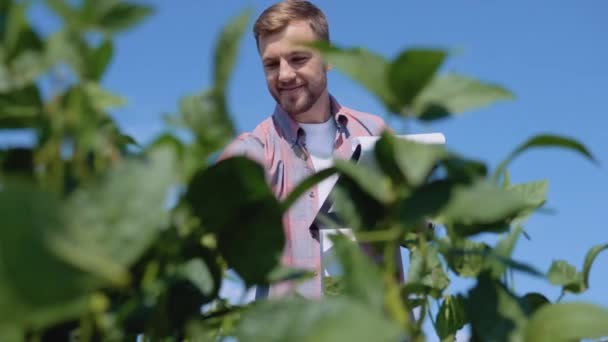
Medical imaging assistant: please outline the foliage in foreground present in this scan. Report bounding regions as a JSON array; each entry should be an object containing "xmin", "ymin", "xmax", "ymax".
[{"xmin": 0, "ymin": 1, "xmax": 606, "ymax": 341}]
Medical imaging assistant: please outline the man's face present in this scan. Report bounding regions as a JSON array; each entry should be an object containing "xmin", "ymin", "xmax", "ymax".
[{"xmin": 258, "ymin": 20, "xmax": 328, "ymax": 117}]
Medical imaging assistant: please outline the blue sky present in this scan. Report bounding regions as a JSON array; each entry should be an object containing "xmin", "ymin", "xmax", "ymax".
[{"xmin": 23, "ymin": 0, "xmax": 608, "ymax": 338}]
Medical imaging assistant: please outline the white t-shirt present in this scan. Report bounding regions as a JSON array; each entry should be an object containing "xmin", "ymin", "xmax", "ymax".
[{"xmin": 299, "ymin": 119, "xmax": 339, "ymax": 209}]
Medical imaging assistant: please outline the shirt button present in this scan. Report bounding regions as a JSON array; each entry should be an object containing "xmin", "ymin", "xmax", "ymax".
[{"xmin": 309, "ymin": 191, "xmax": 315, "ymax": 198}]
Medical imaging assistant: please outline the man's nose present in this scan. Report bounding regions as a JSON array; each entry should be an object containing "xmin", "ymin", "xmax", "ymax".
[{"xmin": 278, "ymin": 60, "xmax": 296, "ymax": 83}]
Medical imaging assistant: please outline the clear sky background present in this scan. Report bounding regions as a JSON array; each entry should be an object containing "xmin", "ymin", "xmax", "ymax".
[{"xmin": 23, "ymin": 0, "xmax": 607, "ymax": 339}]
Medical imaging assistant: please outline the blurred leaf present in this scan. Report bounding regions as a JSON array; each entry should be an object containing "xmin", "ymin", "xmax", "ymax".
[
  {"xmin": 376, "ymin": 133, "xmax": 448, "ymax": 187},
  {"xmin": 332, "ymin": 160, "xmax": 389, "ymax": 230},
  {"xmin": 186, "ymin": 157, "xmax": 284, "ymax": 287},
  {"xmin": 411, "ymin": 73, "xmax": 513, "ymax": 121},
  {"xmin": 334, "ymin": 159, "xmax": 392, "ymax": 203},
  {"xmin": 235, "ymin": 297, "xmax": 404, "ymax": 342},
  {"xmin": 312, "ymin": 42, "xmax": 398, "ymax": 112},
  {"xmin": 51, "ymin": 148, "xmax": 176, "ymax": 285},
  {"xmin": 493, "ymin": 134, "xmax": 597, "ymax": 183},
  {"xmin": 524, "ymin": 302, "xmax": 608, "ymax": 342},
  {"xmin": 173, "ymin": 258, "xmax": 214, "ymax": 296},
  {"xmin": 442, "ymin": 155, "xmax": 488, "ymax": 183},
  {"xmin": 509, "ymin": 181, "xmax": 548, "ymax": 207},
  {"xmin": 180, "ymin": 89, "xmax": 234, "ymax": 152},
  {"xmin": 323, "ymin": 276, "xmax": 344, "ymax": 297},
  {"xmin": 86, "ymin": 39, "xmax": 113, "ymax": 81},
  {"xmin": 488, "ymin": 225, "xmax": 523, "ymax": 278},
  {"xmin": 466, "ymin": 274, "xmax": 527, "ymax": 341},
  {"xmin": 398, "ymin": 179, "xmax": 454, "ymax": 226},
  {"xmin": 46, "ymin": 30, "xmax": 86, "ymax": 77},
  {"xmin": 436, "ymin": 295, "xmax": 467, "ymax": 341},
  {"xmin": 388, "ymin": 48, "xmax": 447, "ymax": 111},
  {"xmin": 0, "ymin": 181, "xmax": 98, "ymax": 333},
  {"xmin": 0, "ymin": 84, "xmax": 42, "ymax": 128},
  {"xmin": 408, "ymin": 244, "xmax": 449, "ymax": 296},
  {"xmin": 582, "ymin": 243, "xmax": 608, "ymax": 291},
  {"xmin": 332, "ymin": 234, "xmax": 385, "ymax": 310},
  {"xmin": 46, "ymin": 0, "xmax": 75, "ymax": 22},
  {"xmin": 146, "ymin": 132, "xmax": 185, "ymax": 160},
  {"xmin": 520, "ymin": 292, "xmax": 550, "ymax": 315},
  {"xmin": 438, "ymin": 180, "xmax": 532, "ymax": 236},
  {"xmin": 4, "ymin": 3, "xmax": 44, "ymax": 59},
  {"xmin": 97, "ymin": 2, "xmax": 154, "ymax": 34},
  {"xmin": 213, "ymin": 8, "xmax": 250, "ymax": 92},
  {"xmin": 268, "ymin": 266, "xmax": 315, "ymax": 284},
  {"xmin": 329, "ymin": 185, "xmax": 363, "ymax": 231},
  {"xmin": 83, "ymin": 81, "xmax": 126, "ymax": 111},
  {"xmin": 508, "ymin": 180, "xmax": 548, "ymax": 225},
  {"xmin": 444, "ymin": 239, "xmax": 488, "ymax": 278},
  {"xmin": 547, "ymin": 260, "xmax": 583, "ymax": 293}
]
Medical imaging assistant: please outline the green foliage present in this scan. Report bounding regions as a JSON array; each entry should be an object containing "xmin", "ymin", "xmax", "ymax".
[
  {"xmin": 524, "ymin": 302, "xmax": 608, "ymax": 342},
  {"xmin": 0, "ymin": 1, "xmax": 605, "ymax": 341},
  {"xmin": 235, "ymin": 297, "xmax": 404, "ymax": 342}
]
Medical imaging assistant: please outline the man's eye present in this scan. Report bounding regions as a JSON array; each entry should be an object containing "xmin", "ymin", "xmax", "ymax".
[
  {"xmin": 265, "ymin": 62, "xmax": 279, "ymax": 69},
  {"xmin": 292, "ymin": 56, "xmax": 307, "ymax": 63}
]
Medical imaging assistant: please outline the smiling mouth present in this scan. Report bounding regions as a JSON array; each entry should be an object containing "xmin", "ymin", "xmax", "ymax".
[{"xmin": 280, "ymin": 85, "xmax": 303, "ymax": 93}]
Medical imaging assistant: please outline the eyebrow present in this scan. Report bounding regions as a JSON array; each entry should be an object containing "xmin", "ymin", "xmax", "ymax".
[{"xmin": 262, "ymin": 50, "xmax": 312, "ymax": 63}]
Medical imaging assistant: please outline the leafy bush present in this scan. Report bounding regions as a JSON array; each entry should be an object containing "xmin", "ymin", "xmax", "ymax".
[{"xmin": 0, "ymin": 1, "xmax": 606, "ymax": 341}]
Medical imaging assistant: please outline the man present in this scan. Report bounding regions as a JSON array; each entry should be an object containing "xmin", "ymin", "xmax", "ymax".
[{"xmin": 220, "ymin": 0, "xmax": 392, "ymax": 299}]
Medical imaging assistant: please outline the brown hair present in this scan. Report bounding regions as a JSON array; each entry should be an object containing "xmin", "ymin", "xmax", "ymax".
[{"xmin": 253, "ymin": 0, "xmax": 330, "ymax": 48}]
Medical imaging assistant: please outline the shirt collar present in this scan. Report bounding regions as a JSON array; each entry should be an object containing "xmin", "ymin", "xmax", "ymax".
[{"xmin": 272, "ymin": 94, "xmax": 349, "ymax": 145}]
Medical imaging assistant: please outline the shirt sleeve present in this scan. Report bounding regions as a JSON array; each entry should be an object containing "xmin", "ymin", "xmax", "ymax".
[{"xmin": 218, "ymin": 133, "xmax": 267, "ymax": 167}]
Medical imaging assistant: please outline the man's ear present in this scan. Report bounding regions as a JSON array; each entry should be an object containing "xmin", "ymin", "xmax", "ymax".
[{"xmin": 325, "ymin": 62, "xmax": 333, "ymax": 72}]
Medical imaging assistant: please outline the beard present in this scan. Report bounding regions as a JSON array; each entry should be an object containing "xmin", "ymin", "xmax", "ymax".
[{"xmin": 271, "ymin": 77, "xmax": 327, "ymax": 116}]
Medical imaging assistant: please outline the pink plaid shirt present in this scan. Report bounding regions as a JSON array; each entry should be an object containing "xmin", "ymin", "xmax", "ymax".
[{"xmin": 220, "ymin": 95, "xmax": 389, "ymax": 299}]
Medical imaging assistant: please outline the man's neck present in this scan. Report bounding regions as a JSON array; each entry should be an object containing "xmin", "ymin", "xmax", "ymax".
[{"xmin": 291, "ymin": 91, "xmax": 331, "ymax": 124}]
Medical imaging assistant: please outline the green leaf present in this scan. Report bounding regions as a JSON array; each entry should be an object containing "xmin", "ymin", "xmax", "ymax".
[
  {"xmin": 375, "ymin": 133, "xmax": 448, "ymax": 187},
  {"xmin": 97, "ymin": 2, "xmax": 154, "ymax": 34},
  {"xmin": 185, "ymin": 157, "xmax": 284, "ymax": 287},
  {"xmin": 0, "ymin": 84, "xmax": 42, "ymax": 128},
  {"xmin": 493, "ymin": 134, "xmax": 597, "ymax": 183},
  {"xmin": 86, "ymin": 39, "xmax": 113, "ymax": 81},
  {"xmin": 173, "ymin": 258, "xmax": 214, "ymax": 296},
  {"xmin": 436, "ymin": 295, "xmax": 467, "ymax": 341},
  {"xmin": 524, "ymin": 302, "xmax": 608, "ymax": 342},
  {"xmin": 0, "ymin": 180, "xmax": 97, "ymax": 333},
  {"xmin": 582, "ymin": 243, "xmax": 608, "ymax": 291},
  {"xmin": 407, "ymin": 244, "xmax": 450, "ymax": 296},
  {"xmin": 488, "ymin": 225, "xmax": 523, "ymax": 278},
  {"xmin": 46, "ymin": 0, "xmax": 77, "ymax": 26},
  {"xmin": 411, "ymin": 73, "xmax": 513, "ymax": 121},
  {"xmin": 466, "ymin": 274, "xmax": 527, "ymax": 341},
  {"xmin": 323, "ymin": 276, "xmax": 345, "ymax": 297},
  {"xmin": 268, "ymin": 266, "xmax": 315, "ymax": 284},
  {"xmin": 51, "ymin": 148, "xmax": 176, "ymax": 285},
  {"xmin": 388, "ymin": 48, "xmax": 447, "ymax": 111},
  {"xmin": 235, "ymin": 297, "xmax": 404, "ymax": 342},
  {"xmin": 331, "ymin": 234, "xmax": 385, "ymax": 310},
  {"xmin": 520, "ymin": 292, "xmax": 550, "ymax": 315},
  {"xmin": 312, "ymin": 42, "xmax": 398, "ymax": 112},
  {"xmin": 82, "ymin": 81, "xmax": 126, "ymax": 111},
  {"xmin": 398, "ymin": 180, "xmax": 454, "ymax": 226},
  {"xmin": 213, "ymin": 9, "xmax": 250, "ymax": 92},
  {"xmin": 334, "ymin": 159, "xmax": 392, "ymax": 204},
  {"xmin": 46, "ymin": 30, "xmax": 87, "ymax": 77},
  {"xmin": 547, "ymin": 260, "xmax": 583, "ymax": 293},
  {"xmin": 444, "ymin": 238, "xmax": 488, "ymax": 278},
  {"xmin": 180, "ymin": 89, "xmax": 235, "ymax": 152},
  {"xmin": 332, "ymin": 159, "xmax": 390, "ymax": 230},
  {"xmin": 508, "ymin": 180, "xmax": 548, "ymax": 225},
  {"xmin": 438, "ymin": 180, "xmax": 532, "ymax": 236}
]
